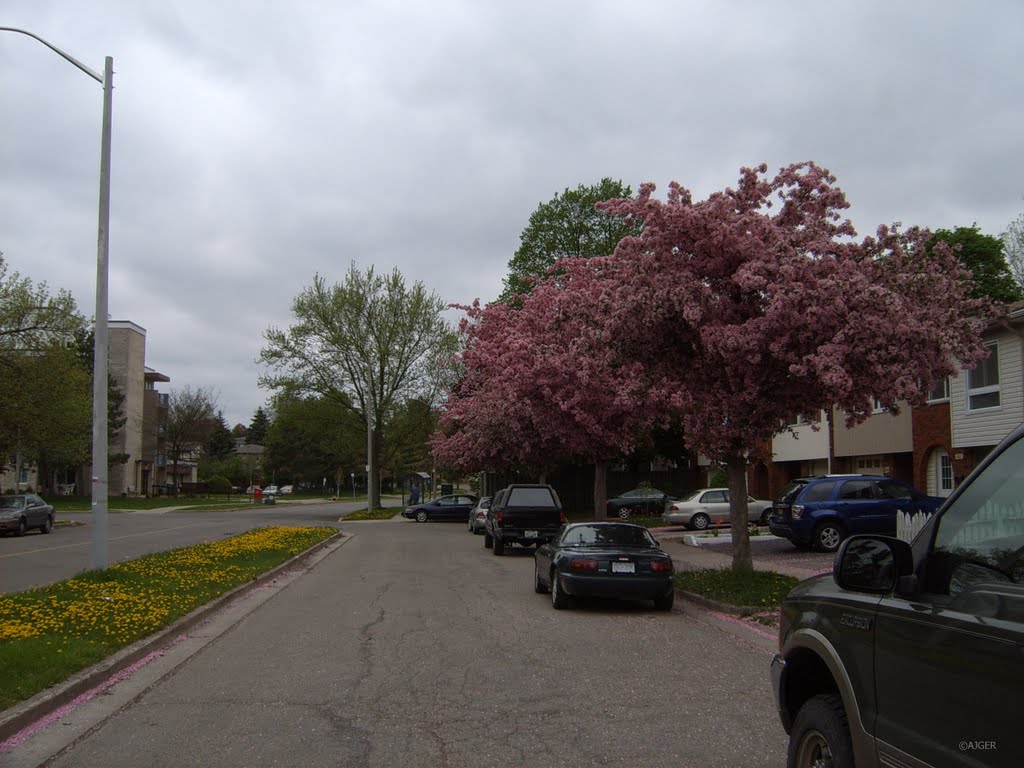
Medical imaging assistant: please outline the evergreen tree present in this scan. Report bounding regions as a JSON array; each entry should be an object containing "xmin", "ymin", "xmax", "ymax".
[{"xmin": 246, "ymin": 407, "xmax": 270, "ymax": 445}]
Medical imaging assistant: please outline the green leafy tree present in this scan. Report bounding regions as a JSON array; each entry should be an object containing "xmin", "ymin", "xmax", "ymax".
[
  {"xmin": 205, "ymin": 412, "xmax": 236, "ymax": 461},
  {"xmin": 263, "ymin": 392, "xmax": 364, "ymax": 492},
  {"xmin": 500, "ymin": 178, "xmax": 640, "ymax": 302},
  {"xmin": 259, "ymin": 263, "xmax": 457, "ymax": 511},
  {"xmin": 246, "ymin": 407, "xmax": 270, "ymax": 446},
  {"xmin": 0, "ymin": 255, "xmax": 89, "ymax": 480},
  {"xmin": 928, "ymin": 226, "xmax": 1023, "ymax": 304}
]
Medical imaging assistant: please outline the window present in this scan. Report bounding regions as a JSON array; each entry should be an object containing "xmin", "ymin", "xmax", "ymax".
[
  {"xmin": 871, "ymin": 396, "xmax": 887, "ymax": 413},
  {"xmin": 839, "ymin": 480, "xmax": 875, "ymax": 500},
  {"xmin": 927, "ymin": 377, "xmax": 950, "ymax": 402},
  {"xmin": 939, "ymin": 453, "xmax": 954, "ymax": 493},
  {"xmin": 967, "ymin": 342, "xmax": 1000, "ymax": 411},
  {"xmin": 802, "ymin": 481, "xmax": 837, "ymax": 503},
  {"xmin": 701, "ymin": 490, "xmax": 727, "ymax": 503},
  {"xmin": 877, "ymin": 479, "xmax": 913, "ymax": 500}
]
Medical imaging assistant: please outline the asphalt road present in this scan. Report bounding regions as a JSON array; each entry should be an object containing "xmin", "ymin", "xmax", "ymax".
[
  {"xmin": 4, "ymin": 517, "xmax": 789, "ymax": 767},
  {"xmin": 0, "ymin": 500, "xmax": 364, "ymax": 594}
]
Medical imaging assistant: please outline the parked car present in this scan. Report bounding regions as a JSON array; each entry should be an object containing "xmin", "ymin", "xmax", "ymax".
[
  {"xmin": 606, "ymin": 487, "xmax": 676, "ymax": 519},
  {"xmin": 771, "ymin": 422, "xmax": 1024, "ymax": 768},
  {"xmin": 534, "ymin": 522, "xmax": 675, "ymax": 610},
  {"xmin": 262, "ymin": 485, "xmax": 280, "ymax": 496},
  {"xmin": 245, "ymin": 485, "xmax": 260, "ymax": 495},
  {"xmin": 485, "ymin": 484, "xmax": 565, "ymax": 554},
  {"xmin": 663, "ymin": 488, "xmax": 774, "ymax": 529},
  {"xmin": 768, "ymin": 474, "xmax": 943, "ymax": 552},
  {"xmin": 279, "ymin": 485, "xmax": 294, "ymax": 495},
  {"xmin": 402, "ymin": 494, "xmax": 479, "ymax": 523},
  {"xmin": 0, "ymin": 494, "xmax": 55, "ymax": 536},
  {"xmin": 467, "ymin": 496, "xmax": 491, "ymax": 534}
]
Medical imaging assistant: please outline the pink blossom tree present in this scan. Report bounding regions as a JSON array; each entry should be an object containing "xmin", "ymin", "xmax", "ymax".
[
  {"xmin": 431, "ymin": 276, "xmax": 670, "ymax": 516},
  {"xmin": 593, "ymin": 162, "xmax": 992, "ymax": 569}
]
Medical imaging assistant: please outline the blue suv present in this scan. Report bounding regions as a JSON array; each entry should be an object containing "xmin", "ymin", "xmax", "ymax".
[{"xmin": 768, "ymin": 474, "xmax": 942, "ymax": 552}]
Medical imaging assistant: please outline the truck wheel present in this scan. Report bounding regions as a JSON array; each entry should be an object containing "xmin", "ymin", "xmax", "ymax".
[
  {"xmin": 787, "ymin": 693, "xmax": 853, "ymax": 768},
  {"xmin": 484, "ymin": 531, "xmax": 493, "ymax": 549},
  {"xmin": 814, "ymin": 522, "xmax": 845, "ymax": 552},
  {"xmin": 493, "ymin": 536, "xmax": 505, "ymax": 556}
]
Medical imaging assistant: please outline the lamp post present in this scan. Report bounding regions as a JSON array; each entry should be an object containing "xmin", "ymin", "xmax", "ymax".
[{"xmin": 1, "ymin": 27, "xmax": 113, "ymax": 569}]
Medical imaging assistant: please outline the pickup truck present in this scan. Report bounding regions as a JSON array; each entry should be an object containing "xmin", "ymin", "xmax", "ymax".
[{"xmin": 484, "ymin": 484, "xmax": 566, "ymax": 556}]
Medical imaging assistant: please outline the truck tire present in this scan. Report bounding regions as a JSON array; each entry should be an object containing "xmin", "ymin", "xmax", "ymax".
[
  {"xmin": 484, "ymin": 531, "xmax": 493, "ymax": 549},
  {"xmin": 493, "ymin": 536, "xmax": 505, "ymax": 556},
  {"xmin": 787, "ymin": 693, "xmax": 854, "ymax": 768}
]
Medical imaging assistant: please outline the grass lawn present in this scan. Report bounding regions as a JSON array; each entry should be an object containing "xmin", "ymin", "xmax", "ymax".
[
  {"xmin": 674, "ymin": 567, "xmax": 799, "ymax": 613},
  {"xmin": 0, "ymin": 526, "xmax": 337, "ymax": 711}
]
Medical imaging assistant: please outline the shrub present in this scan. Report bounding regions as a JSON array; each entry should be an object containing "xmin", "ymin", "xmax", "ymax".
[{"xmin": 206, "ymin": 475, "xmax": 232, "ymax": 494}]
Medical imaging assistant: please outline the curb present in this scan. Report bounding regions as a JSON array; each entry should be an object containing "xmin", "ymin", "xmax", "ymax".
[
  {"xmin": 675, "ymin": 589, "xmax": 763, "ymax": 617},
  {"xmin": 0, "ymin": 531, "xmax": 346, "ymax": 744}
]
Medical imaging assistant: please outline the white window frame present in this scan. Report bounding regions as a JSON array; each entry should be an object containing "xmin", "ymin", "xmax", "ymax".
[
  {"xmin": 939, "ymin": 453, "xmax": 954, "ymax": 493},
  {"xmin": 967, "ymin": 341, "xmax": 1000, "ymax": 412}
]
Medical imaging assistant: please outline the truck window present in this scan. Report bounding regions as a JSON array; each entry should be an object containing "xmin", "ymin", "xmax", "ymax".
[{"xmin": 507, "ymin": 487, "xmax": 556, "ymax": 507}]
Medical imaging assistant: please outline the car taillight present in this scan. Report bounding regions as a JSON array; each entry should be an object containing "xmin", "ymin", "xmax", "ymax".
[
  {"xmin": 669, "ymin": 504, "xmax": 679, "ymax": 512},
  {"xmin": 792, "ymin": 505, "xmax": 805, "ymax": 519},
  {"xmin": 649, "ymin": 559, "xmax": 673, "ymax": 573},
  {"xmin": 570, "ymin": 558, "xmax": 598, "ymax": 571}
]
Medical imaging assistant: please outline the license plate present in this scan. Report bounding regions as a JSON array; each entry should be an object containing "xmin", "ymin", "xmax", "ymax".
[
  {"xmin": 525, "ymin": 530, "xmax": 538, "ymax": 538},
  {"xmin": 612, "ymin": 562, "xmax": 635, "ymax": 574}
]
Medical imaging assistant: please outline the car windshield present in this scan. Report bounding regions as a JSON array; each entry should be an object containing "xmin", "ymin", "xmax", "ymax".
[
  {"xmin": 623, "ymin": 488, "xmax": 662, "ymax": 498},
  {"xmin": 0, "ymin": 496, "xmax": 26, "ymax": 510},
  {"xmin": 561, "ymin": 524, "xmax": 656, "ymax": 548}
]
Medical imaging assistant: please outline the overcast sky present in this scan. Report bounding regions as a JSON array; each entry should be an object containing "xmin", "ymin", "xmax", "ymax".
[{"xmin": 3, "ymin": 1, "xmax": 1023, "ymax": 428}]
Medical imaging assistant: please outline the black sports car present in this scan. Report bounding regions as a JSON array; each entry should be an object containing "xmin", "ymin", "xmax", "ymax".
[
  {"xmin": 606, "ymin": 488, "xmax": 674, "ymax": 519},
  {"xmin": 533, "ymin": 522, "xmax": 675, "ymax": 610}
]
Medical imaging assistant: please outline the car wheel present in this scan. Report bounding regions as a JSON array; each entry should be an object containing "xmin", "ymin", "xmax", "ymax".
[
  {"xmin": 617, "ymin": 506, "xmax": 632, "ymax": 520},
  {"xmin": 758, "ymin": 509, "xmax": 770, "ymax": 526},
  {"xmin": 40, "ymin": 516, "xmax": 53, "ymax": 534},
  {"xmin": 493, "ymin": 536, "xmax": 505, "ymax": 555},
  {"xmin": 16, "ymin": 518, "xmax": 27, "ymax": 537},
  {"xmin": 653, "ymin": 589, "xmax": 674, "ymax": 611},
  {"xmin": 814, "ymin": 522, "xmax": 845, "ymax": 553},
  {"xmin": 550, "ymin": 571, "xmax": 569, "ymax": 609},
  {"xmin": 534, "ymin": 564, "xmax": 548, "ymax": 594},
  {"xmin": 787, "ymin": 693, "xmax": 854, "ymax": 768},
  {"xmin": 484, "ymin": 531, "xmax": 493, "ymax": 549},
  {"xmin": 415, "ymin": 510, "xmax": 428, "ymax": 523},
  {"xmin": 690, "ymin": 513, "xmax": 710, "ymax": 530}
]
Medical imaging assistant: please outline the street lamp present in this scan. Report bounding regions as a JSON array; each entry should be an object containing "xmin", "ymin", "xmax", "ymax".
[{"xmin": 1, "ymin": 27, "xmax": 113, "ymax": 569}]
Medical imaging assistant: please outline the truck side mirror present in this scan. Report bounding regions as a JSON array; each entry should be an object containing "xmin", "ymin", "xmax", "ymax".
[{"xmin": 833, "ymin": 535, "xmax": 914, "ymax": 594}]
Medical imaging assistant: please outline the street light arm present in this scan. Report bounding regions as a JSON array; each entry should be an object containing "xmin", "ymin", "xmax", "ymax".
[{"xmin": 0, "ymin": 26, "xmax": 103, "ymax": 83}]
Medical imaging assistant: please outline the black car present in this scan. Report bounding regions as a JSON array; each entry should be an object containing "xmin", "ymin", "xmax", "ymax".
[
  {"xmin": 771, "ymin": 423, "xmax": 1024, "ymax": 768},
  {"xmin": 606, "ymin": 487, "xmax": 674, "ymax": 519},
  {"xmin": 401, "ymin": 494, "xmax": 478, "ymax": 523},
  {"xmin": 533, "ymin": 522, "xmax": 675, "ymax": 610}
]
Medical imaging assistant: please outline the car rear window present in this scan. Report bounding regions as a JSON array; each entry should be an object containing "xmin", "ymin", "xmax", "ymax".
[
  {"xmin": 562, "ymin": 524, "xmax": 655, "ymax": 547},
  {"xmin": 802, "ymin": 480, "xmax": 838, "ymax": 503},
  {"xmin": 506, "ymin": 487, "xmax": 558, "ymax": 507},
  {"xmin": 777, "ymin": 481, "xmax": 808, "ymax": 503}
]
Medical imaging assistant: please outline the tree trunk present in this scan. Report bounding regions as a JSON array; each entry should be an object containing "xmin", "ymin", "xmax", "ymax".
[
  {"xmin": 593, "ymin": 461, "xmax": 609, "ymax": 520},
  {"xmin": 726, "ymin": 454, "xmax": 753, "ymax": 571}
]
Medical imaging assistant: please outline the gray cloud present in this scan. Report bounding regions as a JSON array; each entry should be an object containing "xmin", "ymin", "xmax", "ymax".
[{"xmin": 3, "ymin": 0, "xmax": 1023, "ymax": 427}]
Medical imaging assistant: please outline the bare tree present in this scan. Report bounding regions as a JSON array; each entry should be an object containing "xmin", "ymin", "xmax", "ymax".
[{"xmin": 165, "ymin": 386, "xmax": 217, "ymax": 490}]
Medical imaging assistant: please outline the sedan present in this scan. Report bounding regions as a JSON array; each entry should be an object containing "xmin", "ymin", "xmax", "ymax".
[
  {"xmin": 663, "ymin": 488, "xmax": 774, "ymax": 529},
  {"xmin": 606, "ymin": 488, "xmax": 675, "ymax": 519},
  {"xmin": 1, "ymin": 493, "xmax": 55, "ymax": 536},
  {"xmin": 402, "ymin": 494, "xmax": 479, "ymax": 523},
  {"xmin": 467, "ymin": 496, "xmax": 491, "ymax": 534},
  {"xmin": 533, "ymin": 522, "xmax": 675, "ymax": 611}
]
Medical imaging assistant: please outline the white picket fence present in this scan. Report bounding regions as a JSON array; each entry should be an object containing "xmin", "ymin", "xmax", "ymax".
[{"xmin": 896, "ymin": 510, "xmax": 933, "ymax": 543}]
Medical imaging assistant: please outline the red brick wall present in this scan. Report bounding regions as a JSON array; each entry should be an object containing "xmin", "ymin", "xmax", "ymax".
[{"xmin": 911, "ymin": 402, "xmax": 952, "ymax": 491}]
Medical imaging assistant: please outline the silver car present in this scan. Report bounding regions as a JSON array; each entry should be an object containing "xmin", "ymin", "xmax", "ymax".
[
  {"xmin": 0, "ymin": 494, "xmax": 55, "ymax": 536},
  {"xmin": 662, "ymin": 488, "xmax": 773, "ymax": 529},
  {"xmin": 467, "ymin": 496, "xmax": 491, "ymax": 534}
]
